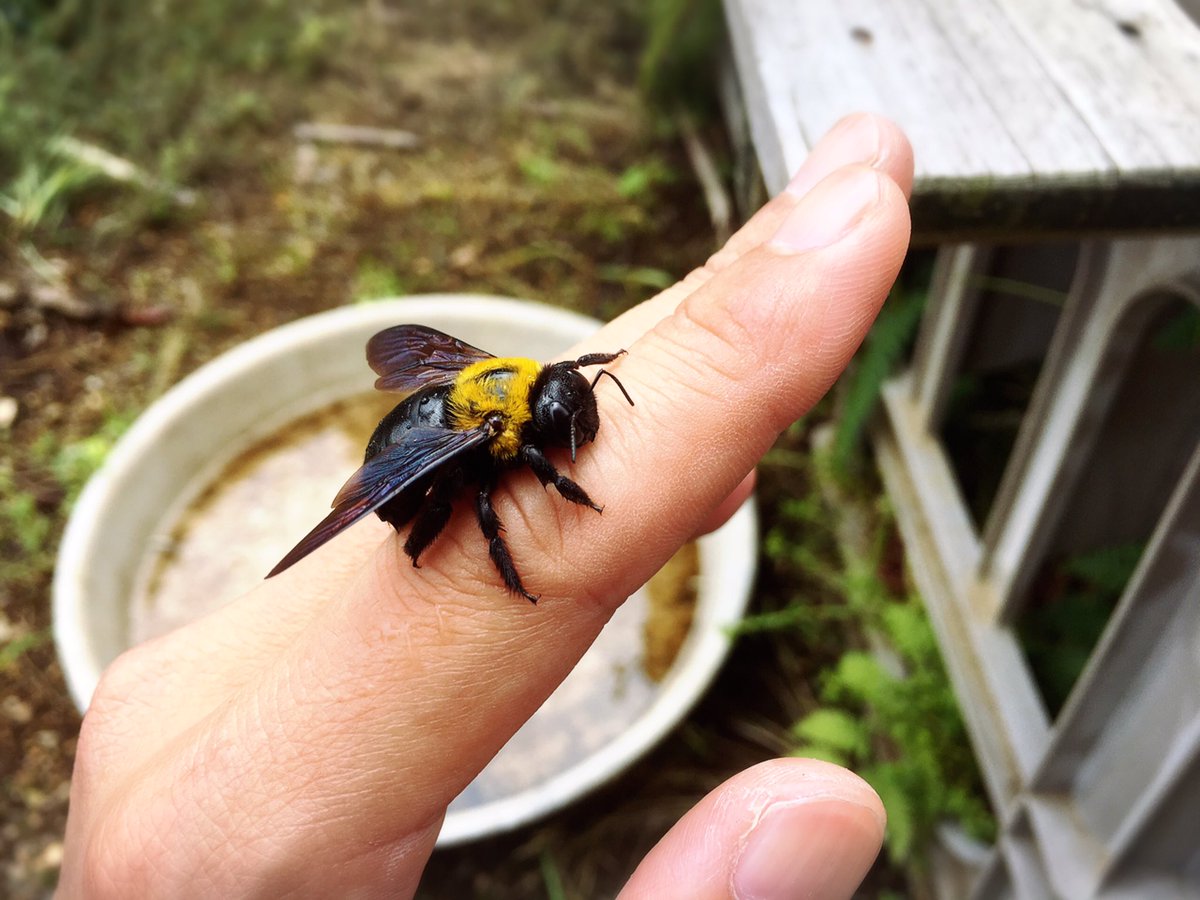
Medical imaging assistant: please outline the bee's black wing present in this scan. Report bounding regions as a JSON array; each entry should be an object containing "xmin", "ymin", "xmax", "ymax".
[
  {"xmin": 367, "ymin": 324, "xmax": 494, "ymax": 396},
  {"xmin": 266, "ymin": 424, "xmax": 491, "ymax": 577}
]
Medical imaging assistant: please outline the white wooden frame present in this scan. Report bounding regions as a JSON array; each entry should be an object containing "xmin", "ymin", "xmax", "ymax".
[{"xmin": 875, "ymin": 235, "xmax": 1200, "ymax": 897}]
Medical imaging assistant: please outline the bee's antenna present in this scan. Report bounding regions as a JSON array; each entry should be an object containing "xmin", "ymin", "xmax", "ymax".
[
  {"xmin": 569, "ymin": 412, "xmax": 579, "ymax": 463},
  {"xmin": 590, "ymin": 369, "xmax": 634, "ymax": 407}
]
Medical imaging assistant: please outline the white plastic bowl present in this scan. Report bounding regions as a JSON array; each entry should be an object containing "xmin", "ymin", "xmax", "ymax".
[{"xmin": 53, "ymin": 294, "xmax": 756, "ymax": 844}]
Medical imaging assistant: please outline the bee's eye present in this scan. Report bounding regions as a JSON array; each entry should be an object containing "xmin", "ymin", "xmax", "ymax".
[{"xmin": 546, "ymin": 400, "xmax": 573, "ymax": 436}]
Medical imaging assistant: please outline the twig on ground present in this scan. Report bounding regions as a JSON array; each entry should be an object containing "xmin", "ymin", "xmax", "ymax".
[
  {"xmin": 18, "ymin": 244, "xmax": 106, "ymax": 319},
  {"xmin": 676, "ymin": 109, "xmax": 732, "ymax": 246},
  {"xmin": 293, "ymin": 122, "xmax": 420, "ymax": 150},
  {"xmin": 50, "ymin": 136, "xmax": 198, "ymax": 207}
]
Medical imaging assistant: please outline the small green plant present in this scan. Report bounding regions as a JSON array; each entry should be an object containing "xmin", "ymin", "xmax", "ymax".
[
  {"xmin": 596, "ymin": 263, "xmax": 674, "ymax": 291},
  {"xmin": 615, "ymin": 158, "xmax": 674, "ymax": 200},
  {"xmin": 2, "ymin": 409, "xmax": 136, "ymax": 609},
  {"xmin": 638, "ymin": 0, "xmax": 724, "ymax": 118},
  {"xmin": 831, "ymin": 285, "xmax": 927, "ymax": 477},
  {"xmin": 539, "ymin": 850, "xmax": 568, "ymax": 900},
  {"xmin": 517, "ymin": 151, "xmax": 563, "ymax": 187},
  {"xmin": 46, "ymin": 410, "xmax": 136, "ymax": 505},
  {"xmin": 1151, "ymin": 302, "xmax": 1200, "ymax": 351},
  {"xmin": 0, "ymin": 461, "xmax": 58, "ymax": 600},
  {"xmin": 738, "ymin": 465, "xmax": 849, "ymax": 639},
  {"xmin": 760, "ymin": 447, "xmax": 995, "ymax": 867},
  {"xmin": 795, "ymin": 601, "xmax": 996, "ymax": 862},
  {"xmin": 2, "ymin": 485, "xmax": 52, "ymax": 555},
  {"xmin": 1, "ymin": 458, "xmax": 52, "ymax": 551},
  {"xmin": 0, "ymin": 629, "xmax": 50, "ymax": 673},
  {"xmin": 1019, "ymin": 543, "xmax": 1142, "ymax": 715},
  {"xmin": 0, "ymin": 157, "xmax": 100, "ymax": 233},
  {"xmin": 353, "ymin": 258, "xmax": 407, "ymax": 302}
]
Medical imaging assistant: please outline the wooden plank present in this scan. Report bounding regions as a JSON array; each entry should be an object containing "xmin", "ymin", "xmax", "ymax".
[
  {"xmin": 992, "ymin": 818, "xmax": 1057, "ymax": 900},
  {"xmin": 911, "ymin": 244, "xmax": 992, "ymax": 431},
  {"xmin": 727, "ymin": 0, "xmax": 1200, "ymax": 177},
  {"xmin": 762, "ymin": 0, "xmax": 888, "ymax": 170},
  {"xmin": 874, "ymin": 423, "xmax": 1023, "ymax": 814},
  {"xmin": 912, "ymin": 0, "xmax": 1116, "ymax": 178},
  {"xmin": 1102, "ymin": 715, "xmax": 1200, "ymax": 890},
  {"xmin": 1021, "ymin": 796, "xmax": 1110, "ymax": 897},
  {"xmin": 876, "ymin": 378, "xmax": 1051, "ymax": 803},
  {"xmin": 1033, "ymin": 441, "xmax": 1200, "ymax": 795},
  {"xmin": 733, "ymin": 0, "xmax": 1034, "ymax": 180},
  {"xmin": 996, "ymin": 0, "xmax": 1200, "ymax": 171},
  {"xmin": 828, "ymin": 0, "xmax": 1034, "ymax": 179},
  {"xmin": 721, "ymin": 0, "xmax": 1200, "ymax": 236},
  {"xmin": 722, "ymin": 0, "xmax": 812, "ymax": 193},
  {"xmin": 966, "ymin": 850, "xmax": 1014, "ymax": 900},
  {"xmin": 907, "ymin": 179, "xmax": 1200, "ymax": 243}
]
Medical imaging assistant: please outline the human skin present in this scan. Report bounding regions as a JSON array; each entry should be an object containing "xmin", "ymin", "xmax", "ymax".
[{"xmin": 59, "ymin": 112, "xmax": 914, "ymax": 899}]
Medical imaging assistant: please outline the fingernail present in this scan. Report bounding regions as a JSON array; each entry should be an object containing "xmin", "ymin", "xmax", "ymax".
[
  {"xmin": 769, "ymin": 167, "xmax": 881, "ymax": 254},
  {"xmin": 732, "ymin": 798, "xmax": 885, "ymax": 900},
  {"xmin": 785, "ymin": 114, "xmax": 882, "ymax": 198}
]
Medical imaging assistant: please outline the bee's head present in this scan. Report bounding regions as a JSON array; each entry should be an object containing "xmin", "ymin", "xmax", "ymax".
[{"xmin": 531, "ymin": 363, "xmax": 600, "ymax": 461}]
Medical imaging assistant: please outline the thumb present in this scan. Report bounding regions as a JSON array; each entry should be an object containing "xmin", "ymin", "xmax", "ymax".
[{"xmin": 619, "ymin": 758, "xmax": 886, "ymax": 900}]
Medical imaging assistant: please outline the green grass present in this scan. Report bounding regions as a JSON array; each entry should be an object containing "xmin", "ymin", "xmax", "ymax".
[
  {"xmin": 0, "ymin": 0, "xmax": 345, "ymax": 240},
  {"xmin": 0, "ymin": 629, "xmax": 51, "ymax": 673},
  {"xmin": 830, "ymin": 284, "xmax": 927, "ymax": 478},
  {"xmin": 0, "ymin": 156, "xmax": 102, "ymax": 234},
  {"xmin": 1, "ymin": 408, "xmax": 134, "ymax": 596},
  {"xmin": 638, "ymin": 0, "xmax": 725, "ymax": 118},
  {"xmin": 0, "ymin": 468, "xmax": 52, "ymax": 556}
]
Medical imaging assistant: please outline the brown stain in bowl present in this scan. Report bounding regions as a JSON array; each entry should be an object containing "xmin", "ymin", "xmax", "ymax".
[{"xmin": 642, "ymin": 542, "xmax": 700, "ymax": 682}]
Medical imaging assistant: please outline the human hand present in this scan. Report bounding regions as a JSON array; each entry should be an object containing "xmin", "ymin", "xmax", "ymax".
[{"xmin": 60, "ymin": 112, "xmax": 913, "ymax": 899}]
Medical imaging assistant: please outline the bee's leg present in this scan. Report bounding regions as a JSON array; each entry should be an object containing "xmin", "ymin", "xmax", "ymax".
[
  {"xmin": 404, "ymin": 471, "xmax": 460, "ymax": 567},
  {"xmin": 519, "ymin": 445, "xmax": 602, "ymax": 512},
  {"xmin": 475, "ymin": 478, "xmax": 539, "ymax": 603},
  {"xmin": 377, "ymin": 482, "xmax": 425, "ymax": 532}
]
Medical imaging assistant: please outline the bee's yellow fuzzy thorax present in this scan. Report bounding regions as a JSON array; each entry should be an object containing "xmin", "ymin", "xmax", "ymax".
[{"xmin": 448, "ymin": 357, "xmax": 542, "ymax": 461}]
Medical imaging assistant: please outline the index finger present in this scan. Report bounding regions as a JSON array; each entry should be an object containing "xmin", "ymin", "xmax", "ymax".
[
  {"xmin": 101, "ymin": 113, "xmax": 915, "ymax": 699},
  {"xmin": 93, "ymin": 161, "xmax": 911, "ymax": 893}
]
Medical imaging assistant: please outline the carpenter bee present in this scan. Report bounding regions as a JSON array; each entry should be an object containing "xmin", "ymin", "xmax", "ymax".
[{"xmin": 267, "ymin": 324, "xmax": 633, "ymax": 602}]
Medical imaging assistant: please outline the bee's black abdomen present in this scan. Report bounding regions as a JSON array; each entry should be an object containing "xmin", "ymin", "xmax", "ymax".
[
  {"xmin": 369, "ymin": 385, "xmax": 458, "ymax": 536},
  {"xmin": 366, "ymin": 386, "xmax": 452, "ymax": 461}
]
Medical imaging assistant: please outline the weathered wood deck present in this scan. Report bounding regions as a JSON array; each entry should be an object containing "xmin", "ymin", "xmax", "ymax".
[{"xmin": 724, "ymin": 0, "xmax": 1200, "ymax": 240}]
